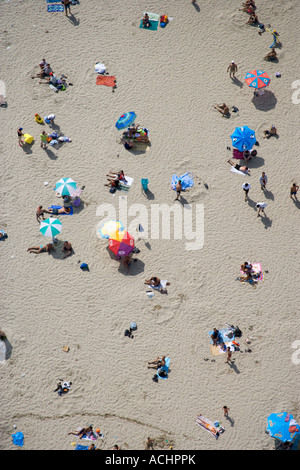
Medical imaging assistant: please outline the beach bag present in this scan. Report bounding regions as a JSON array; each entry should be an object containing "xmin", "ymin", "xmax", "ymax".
[
  {"xmin": 24, "ymin": 134, "xmax": 34, "ymax": 144},
  {"xmin": 80, "ymin": 263, "xmax": 89, "ymax": 271},
  {"xmin": 234, "ymin": 326, "xmax": 242, "ymax": 337}
]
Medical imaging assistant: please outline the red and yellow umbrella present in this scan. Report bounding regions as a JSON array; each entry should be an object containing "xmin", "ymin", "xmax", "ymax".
[{"xmin": 109, "ymin": 230, "xmax": 135, "ymax": 258}]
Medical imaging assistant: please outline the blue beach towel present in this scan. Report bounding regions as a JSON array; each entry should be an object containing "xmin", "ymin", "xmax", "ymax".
[
  {"xmin": 157, "ymin": 357, "xmax": 170, "ymax": 380},
  {"xmin": 75, "ymin": 444, "xmax": 89, "ymax": 450},
  {"xmin": 208, "ymin": 329, "xmax": 235, "ymax": 345},
  {"xmin": 47, "ymin": 4, "xmax": 64, "ymax": 12},
  {"xmin": 48, "ymin": 205, "xmax": 73, "ymax": 215},
  {"xmin": 47, "ymin": 0, "xmax": 60, "ymax": 3},
  {"xmin": 139, "ymin": 20, "xmax": 159, "ymax": 31},
  {"xmin": 12, "ymin": 432, "xmax": 24, "ymax": 447}
]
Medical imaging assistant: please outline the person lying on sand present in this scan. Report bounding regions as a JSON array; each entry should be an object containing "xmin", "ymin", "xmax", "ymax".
[
  {"xmin": 27, "ymin": 243, "xmax": 55, "ymax": 254},
  {"xmin": 62, "ymin": 241, "xmax": 73, "ymax": 259},
  {"xmin": 242, "ymin": 0, "xmax": 256, "ymax": 9},
  {"xmin": 104, "ymin": 178, "xmax": 120, "ymax": 188},
  {"xmin": 239, "ymin": 4, "xmax": 255, "ymax": 13},
  {"xmin": 263, "ymin": 124, "xmax": 278, "ymax": 138},
  {"xmin": 227, "ymin": 159, "xmax": 250, "ymax": 174},
  {"xmin": 68, "ymin": 426, "xmax": 93, "ymax": 439},
  {"xmin": 148, "ymin": 356, "xmax": 166, "ymax": 369},
  {"xmin": 214, "ymin": 103, "xmax": 230, "ymax": 117},
  {"xmin": 44, "ymin": 207, "xmax": 71, "ymax": 215},
  {"xmin": 246, "ymin": 13, "xmax": 258, "ymax": 24},
  {"xmin": 106, "ymin": 170, "xmax": 127, "ymax": 182},
  {"xmin": 145, "ymin": 277, "xmax": 161, "ymax": 287},
  {"xmin": 264, "ymin": 48, "xmax": 277, "ymax": 61}
]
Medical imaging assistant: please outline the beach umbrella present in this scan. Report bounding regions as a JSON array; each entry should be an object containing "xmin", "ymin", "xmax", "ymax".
[
  {"xmin": 109, "ymin": 230, "xmax": 135, "ymax": 258},
  {"xmin": 55, "ymin": 178, "xmax": 77, "ymax": 197},
  {"xmin": 115, "ymin": 112, "xmax": 137, "ymax": 130},
  {"xmin": 39, "ymin": 217, "xmax": 62, "ymax": 238},
  {"xmin": 245, "ymin": 70, "xmax": 270, "ymax": 90},
  {"xmin": 171, "ymin": 172, "xmax": 194, "ymax": 191},
  {"xmin": 266, "ymin": 412, "xmax": 300, "ymax": 443},
  {"xmin": 99, "ymin": 220, "xmax": 124, "ymax": 239},
  {"xmin": 230, "ymin": 126, "xmax": 256, "ymax": 152}
]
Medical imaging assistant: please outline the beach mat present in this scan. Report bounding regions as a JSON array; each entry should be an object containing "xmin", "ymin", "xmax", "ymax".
[
  {"xmin": 230, "ymin": 167, "xmax": 248, "ymax": 176},
  {"xmin": 75, "ymin": 444, "xmax": 89, "ymax": 450},
  {"xmin": 48, "ymin": 205, "xmax": 73, "ymax": 215},
  {"xmin": 232, "ymin": 148, "xmax": 244, "ymax": 160},
  {"xmin": 96, "ymin": 76, "xmax": 116, "ymax": 87},
  {"xmin": 119, "ymin": 176, "xmax": 134, "ymax": 191},
  {"xmin": 47, "ymin": 4, "xmax": 64, "ymax": 12},
  {"xmin": 143, "ymin": 12, "xmax": 160, "ymax": 21},
  {"xmin": 240, "ymin": 262, "xmax": 263, "ymax": 281},
  {"xmin": 139, "ymin": 20, "xmax": 159, "ymax": 31}
]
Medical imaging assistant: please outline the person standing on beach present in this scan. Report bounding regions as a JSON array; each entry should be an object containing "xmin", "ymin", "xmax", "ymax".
[
  {"xmin": 256, "ymin": 202, "xmax": 267, "ymax": 217},
  {"xmin": 225, "ymin": 347, "xmax": 232, "ymax": 364},
  {"xmin": 175, "ymin": 180, "xmax": 182, "ymax": 200},
  {"xmin": 259, "ymin": 172, "xmax": 268, "ymax": 190},
  {"xmin": 36, "ymin": 205, "xmax": 45, "ymax": 223},
  {"xmin": 227, "ymin": 61, "xmax": 238, "ymax": 78},
  {"xmin": 290, "ymin": 183, "xmax": 299, "ymax": 201},
  {"xmin": 242, "ymin": 182, "xmax": 251, "ymax": 201},
  {"xmin": 40, "ymin": 131, "xmax": 48, "ymax": 149},
  {"xmin": 17, "ymin": 127, "xmax": 24, "ymax": 146},
  {"xmin": 62, "ymin": 0, "xmax": 71, "ymax": 16}
]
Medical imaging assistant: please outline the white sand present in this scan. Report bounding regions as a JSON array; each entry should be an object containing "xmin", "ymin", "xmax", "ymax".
[{"xmin": 1, "ymin": 0, "xmax": 300, "ymax": 450}]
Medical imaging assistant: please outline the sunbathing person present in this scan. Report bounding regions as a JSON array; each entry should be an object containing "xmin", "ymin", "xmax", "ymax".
[
  {"xmin": 214, "ymin": 103, "xmax": 230, "ymax": 118},
  {"xmin": 27, "ymin": 243, "xmax": 55, "ymax": 254},
  {"xmin": 44, "ymin": 206, "xmax": 71, "ymax": 215},
  {"xmin": 264, "ymin": 48, "xmax": 277, "ymax": 61},
  {"xmin": 62, "ymin": 241, "xmax": 73, "ymax": 259},
  {"xmin": 148, "ymin": 356, "xmax": 166, "ymax": 369},
  {"xmin": 246, "ymin": 13, "xmax": 258, "ymax": 24},
  {"xmin": 227, "ymin": 159, "xmax": 250, "ymax": 174},
  {"xmin": 104, "ymin": 178, "xmax": 120, "ymax": 188},
  {"xmin": 145, "ymin": 276, "xmax": 161, "ymax": 287},
  {"xmin": 197, "ymin": 415, "xmax": 219, "ymax": 436},
  {"xmin": 263, "ymin": 125, "xmax": 278, "ymax": 138},
  {"xmin": 142, "ymin": 13, "xmax": 150, "ymax": 28},
  {"xmin": 68, "ymin": 426, "xmax": 93, "ymax": 439},
  {"xmin": 106, "ymin": 170, "xmax": 127, "ymax": 182},
  {"xmin": 240, "ymin": 4, "xmax": 255, "ymax": 13}
]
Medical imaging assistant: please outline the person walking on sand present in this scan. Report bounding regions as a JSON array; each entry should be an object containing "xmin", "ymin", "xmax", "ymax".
[
  {"xmin": 242, "ymin": 182, "xmax": 251, "ymax": 201},
  {"xmin": 290, "ymin": 183, "xmax": 299, "ymax": 201},
  {"xmin": 227, "ymin": 61, "xmax": 238, "ymax": 78},
  {"xmin": 175, "ymin": 179, "xmax": 182, "ymax": 200},
  {"xmin": 259, "ymin": 172, "xmax": 268, "ymax": 190},
  {"xmin": 62, "ymin": 0, "xmax": 71, "ymax": 16},
  {"xmin": 40, "ymin": 130, "xmax": 48, "ymax": 149},
  {"xmin": 17, "ymin": 127, "xmax": 24, "ymax": 146},
  {"xmin": 225, "ymin": 347, "xmax": 232, "ymax": 364},
  {"xmin": 256, "ymin": 202, "xmax": 267, "ymax": 217},
  {"xmin": 223, "ymin": 406, "xmax": 230, "ymax": 417}
]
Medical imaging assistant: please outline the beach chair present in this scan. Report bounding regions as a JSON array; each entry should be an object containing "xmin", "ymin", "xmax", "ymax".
[
  {"xmin": 141, "ymin": 178, "xmax": 149, "ymax": 194},
  {"xmin": 157, "ymin": 357, "xmax": 170, "ymax": 380}
]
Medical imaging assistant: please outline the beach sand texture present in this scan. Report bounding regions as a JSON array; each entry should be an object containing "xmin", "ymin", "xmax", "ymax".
[{"xmin": 1, "ymin": 0, "xmax": 300, "ymax": 450}]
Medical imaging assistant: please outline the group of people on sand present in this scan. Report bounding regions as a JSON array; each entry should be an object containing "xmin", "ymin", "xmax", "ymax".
[
  {"xmin": 104, "ymin": 170, "xmax": 127, "ymax": 188},
  {"xmin": 27, "ymin": 240, "xmax": 72, "ymax": 258},
  {"xmin": 32, "ymin": 58, "xmax": 68, "ymax": 92}
]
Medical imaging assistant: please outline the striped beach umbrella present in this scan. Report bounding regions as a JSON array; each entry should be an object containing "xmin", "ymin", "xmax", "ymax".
[
  {"xmin": 99, "ymin": 220, "xmax": 124, "ymax": 239},
  {"xmin": 109, "ymin": 230, "xmax": 134, "ymax": 258},
  {"xmin": 231, "ymin": 126, "xmax": 256, "ymax": 152},
  {"xmin": 115, "ymin": 112, "xmax": 137, "ymax": 130},
  {"xmin": 245, "ymin": 70, "xmax": 270, "ymax": 89},
  {"xmin": 39, "ymin": 217, "xmax": 62, "ymax": 238},
  {"xmin": 55, "ymin": 178, "xmax": 77, "ymax": 197}
]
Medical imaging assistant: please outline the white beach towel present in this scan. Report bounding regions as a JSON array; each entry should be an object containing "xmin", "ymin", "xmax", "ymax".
[
  {"xmin": 95, "ymin": 63, "xmax": 106, "ymax": 74},
  {"xmin": 143, "ymin": 12, "xmax": 160, "ymax": 22},
  {"xmin": 120, "ymin": 176, "xmax": 134, "ymax": 189},
  {"xmin": 149, "ymin": 280, "xmax": 168, "ymax": 290},
  {"xmin": 230, "ymin": 167, "xmax": 248, "ymax": 176}
]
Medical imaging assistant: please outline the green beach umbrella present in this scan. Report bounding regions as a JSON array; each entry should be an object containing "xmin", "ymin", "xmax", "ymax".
[
  {"xmin": 39, "ymin": 217, "xmax": 62, "ymax": 238},
  {"xmin": 55, "ymin": 178, "xmax": 77, "ymax": 197}
]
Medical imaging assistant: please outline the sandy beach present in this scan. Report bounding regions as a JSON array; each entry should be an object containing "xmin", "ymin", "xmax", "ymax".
[{"xmin": 1, "ymin": 0, "xmax": 300, "ymax": 450}]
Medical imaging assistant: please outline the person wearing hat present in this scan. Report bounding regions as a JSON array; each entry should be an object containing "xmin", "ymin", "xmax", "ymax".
[
  {"xmin": 227, "ymin": 61, "xmax": 238, "ymax": 78},
  {"xmin": 17, "ymin": 127, "xmax": 24, "ymax": 146}
]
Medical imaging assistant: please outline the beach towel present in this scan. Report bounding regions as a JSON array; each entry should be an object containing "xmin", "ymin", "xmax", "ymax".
[
  {"xmin": 12, "ymin": 431, "xmax": 24, "ymax": 447},
  {"xmin": 240, "ymin": 262, "xmax": 263, "ymax": 281},
  {"xmin": 157, "ymin": 357, "xmax": 170, "ymax": 379},
  {"xmin": 208, "ymin": 328, "xmax": 236, "ymax": 356},
  {"xmin": 139, "ymin": 20, "xmax": 159, "ymax": 31},
  {"xmin": 148, "ymin": 280, "xmax": 168, "ymax": 291},
  {"xmin": 47, "ymin": 0, "xmax": 60, "ymax": 3},
  {"xmin": 75, "ymin": 444, "xmax": 89, "ymax": 450},
  {"xmin": 143, "ymin": 12, "xmax": 160, "ymax": 21},
  {"xmin": 119, "ymin": 176, "xmax": 134, "ymax": 191},
  {"xmin": 196, "ymin": 415, "xmax": 224, "ymax": 439},
  {"xmin": 96, "ymin": 76, "xmax": 116, "ymax": 87},
  {"xmin": 230, "ymin": 167, "xmax": 248, "ymax": 176},
  {"xmin": 48, "ymin": 205, "xmax": 74, "ymax": 215},
  {"xmin": 47, "ymin": 4, "xmax": 64, "ymax": 12},
  {"xmin": 95, "ymin": 63, "xmax": 106, "ymax": 74},
  {"xmin": 232, "ymin": 148, "xmax": 244, "ymax": 160}
]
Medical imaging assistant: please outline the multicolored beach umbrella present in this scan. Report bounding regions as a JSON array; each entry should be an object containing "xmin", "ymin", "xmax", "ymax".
[
  {"xmin": 39, "ymin": 217, "xmax": 62, "ymax": 238},
  {"xmin": 115, "ymin": 112, "xmax": 137, "ymax": 130},
  {"xmin": 266, "ymin": 412, "xmax": 300, "ymax": 443},
  {"xmin": 99, "ymin": 220, "xmax": 124, "ymax": 239},
  {"xmin": 245, "ymin": 70, "xmax": 270, "ymax": 89},
  {"xmin": 230, "ymin": 126, "xmax": 256, "ymax": 152},
  {"xmin": 55, "ymin": 178, "xmax": 77, "ymax": 197},
  {"xmin": 109, "ymin": 230, "xmax": 135, "ymax": 258}
]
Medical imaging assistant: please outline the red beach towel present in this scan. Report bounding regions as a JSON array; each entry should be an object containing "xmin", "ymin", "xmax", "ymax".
[{"xmin": 96, "ymin": 76, "xmax": 116, "ymax": 87}]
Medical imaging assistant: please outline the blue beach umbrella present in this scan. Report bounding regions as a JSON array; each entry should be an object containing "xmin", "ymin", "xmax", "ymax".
[
  {"xmin": 230, "ymin": 126, "xmax": 256, "ymax": 152},
  {"xmin": 55, "ymin": 178, "xmax": 77, "ymax": 197},
  {"xmin": 267, "ymin": 412, "xmax": 300, "ymax": 443},
  {"xmin": 40, "ymin": 217, "xmax": 62, "ymax": 238},
  {"xmin": 115, "ymin": 112, "xmax": 137, "ymax": 130}
]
